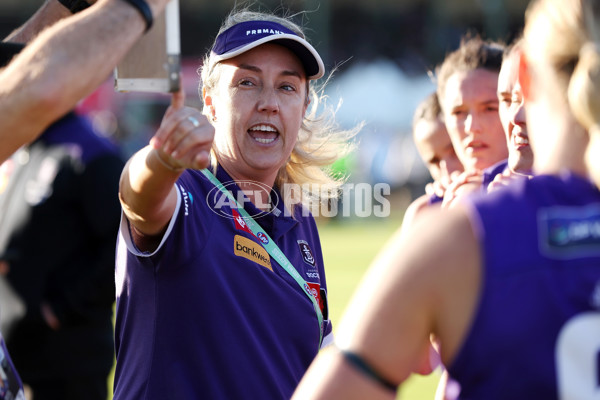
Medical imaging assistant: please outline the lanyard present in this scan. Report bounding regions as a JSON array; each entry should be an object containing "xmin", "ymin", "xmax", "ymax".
[{"xmin": 200, "ymin": 168, "xmax": 324, "ymax": 346}]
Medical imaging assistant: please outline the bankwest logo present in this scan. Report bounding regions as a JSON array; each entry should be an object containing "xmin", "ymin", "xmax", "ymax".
[{"xmin": 234, "ymin": 235, "xmax": 272, "ymax": 271}]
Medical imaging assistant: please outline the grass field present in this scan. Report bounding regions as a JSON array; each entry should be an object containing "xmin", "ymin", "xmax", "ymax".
[{"xmin": 318, "ymin": 215, "xmax": 440, "ymax": 399}]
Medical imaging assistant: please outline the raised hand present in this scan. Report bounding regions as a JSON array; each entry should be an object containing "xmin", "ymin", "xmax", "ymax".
[
  {"xmin": 150, "ymin": 89, "xmax": 214, "ymax": 172},
  {"xmin": 441, "ymin": 170, "xmax": 484, "ymax": 209},
  {"xmin": 487, "ymin": 169, "xmax": 531, "ymax": 193}
]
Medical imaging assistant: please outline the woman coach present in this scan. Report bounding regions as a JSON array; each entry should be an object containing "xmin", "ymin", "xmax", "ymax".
[{"xmin": 113, "ymin": 7, "xmax": 356, "ymax": 400}]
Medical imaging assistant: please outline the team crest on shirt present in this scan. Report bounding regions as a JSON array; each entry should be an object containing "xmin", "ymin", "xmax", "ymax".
[
  {"xmin": 297, "ymin": 240, "xmax": 316, "ymax": 267},
  {"xmin": 539, "ymin": 204, "xmax": 600, "ymax": 258}
]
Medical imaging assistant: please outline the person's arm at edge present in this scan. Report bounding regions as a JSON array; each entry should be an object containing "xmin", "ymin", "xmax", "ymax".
[
  {"xmin": 0, "ymin": 0, "xmax": 169, "ymax": 163},
  {"xmin": 400, "ymin": 193, "xmax": 437, "ymax": 239},
  {"xmin": 4, "ymin": 0, "xmax": 74, "ymax": 43},
  {"xmin": 293, "ymin": 205, "xmax": 482, "ymax": 399}
]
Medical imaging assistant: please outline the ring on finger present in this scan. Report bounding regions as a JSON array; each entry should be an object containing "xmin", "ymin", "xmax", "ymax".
[{"xmin": 188, "ymin": 116, "xmax": 200, "ymax": 128}]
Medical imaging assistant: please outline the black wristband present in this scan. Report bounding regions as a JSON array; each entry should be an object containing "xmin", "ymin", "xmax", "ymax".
[
  {"xmin": 57, "ymin": 0, "xmax": 91, "ymax": 13},
  {"xmin": 121, "ymin": 0, "xmax": 154, "ymax": 33},
  {"xmin": 339, "ymin": 348, "xmax": 398, "ymax": 392}
]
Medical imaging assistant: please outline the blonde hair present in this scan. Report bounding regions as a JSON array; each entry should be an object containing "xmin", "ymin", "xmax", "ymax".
[
  {"xmin": 525, "ymin": 0, "xmax": 600, "ymax": 131},
  {"xmin": 198, "ymin": 8, "xmax": 359, "ymax": 214},
  {"xmin": 525, "ymin": 0, "xmax": 600, "ymax": 183}
]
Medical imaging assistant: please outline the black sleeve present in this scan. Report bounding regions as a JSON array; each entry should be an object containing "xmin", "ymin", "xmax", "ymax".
[{"xmin": 49, "ymin": 153, "xmax": 125, "ymax": 325}]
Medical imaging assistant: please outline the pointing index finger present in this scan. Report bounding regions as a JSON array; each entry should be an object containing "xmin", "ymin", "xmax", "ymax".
[
  {"xmin": 151, "ymin": 87, "xmax": 186, "ymax": 149},
  {"xmin": 171, "ymin": 86, "xmax": 185, "ymax": 110}
]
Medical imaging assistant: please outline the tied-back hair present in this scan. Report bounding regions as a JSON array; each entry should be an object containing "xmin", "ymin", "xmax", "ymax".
[
  {"xmin": 199, "ymin": 8, "xmax": 360, "ymax": 215},
  {"xmin": 525, "ymin": 0, "xmax": 600, "ymax": 144},
  {"xmin": 525, "ymin": 0, "xmax": 600, "ymax": 186},
  {"xmin": 435, "ymin": 34, "xmax": 505, "ymax": 113},
  {"xmin": 568, "ymin": 0, "xmax": 600, "ymax": 133}
]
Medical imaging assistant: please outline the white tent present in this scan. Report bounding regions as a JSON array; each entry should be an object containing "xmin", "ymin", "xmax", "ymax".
[
  {"xmin": 326, "ymin": 59, "xmax": 436, "ymax": 187},
  {"xmin": 326, "ymin": 58, "xmax": 436, "ymax": 130}
]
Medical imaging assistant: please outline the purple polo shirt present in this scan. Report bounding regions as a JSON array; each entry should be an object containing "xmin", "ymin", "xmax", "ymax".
[
  {"xmin": 449, "ymin": 172, "xmax": 600, "ymax": 399},
  {"xmin": 114, "ymin": 166, "xmax": 332, "ymax": 400}
]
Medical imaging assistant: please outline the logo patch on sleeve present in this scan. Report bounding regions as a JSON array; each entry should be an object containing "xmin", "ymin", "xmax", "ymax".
[
  {"xmin": 234, "ymin": 235, "xmax": 272, "ymax": 270},
  {"xmin": 297, "ymin": 240, "xmax": 316, "ymax": 267},
  {"xmin": 539, "ymin": 204, "xmax": 600, "ymax": 259}
]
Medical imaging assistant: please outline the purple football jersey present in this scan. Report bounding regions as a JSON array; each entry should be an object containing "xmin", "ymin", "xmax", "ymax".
[{"xmin": 449, "ymin": 172, "xmax": 600, "ymax": 399}]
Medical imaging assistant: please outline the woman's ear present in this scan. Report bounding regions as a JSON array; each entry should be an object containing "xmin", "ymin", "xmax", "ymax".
[
  {"xmin": 202, "ymin": 87, "xmax": 216, "ymax": 120},
  {"xmin": 303, "ymin": 96, "xmax": 310, "ymax": 118},
  {"xmin": 202, "ymin": 87, "xmax": 211, "ymax": 106},
  {"xmin": 518, "ymin": 50, "xmax": 532, "ymax": 101}
]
